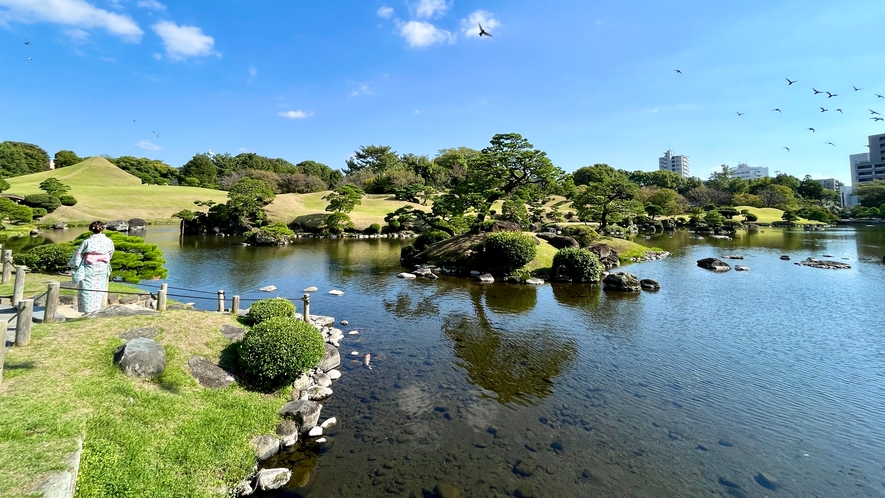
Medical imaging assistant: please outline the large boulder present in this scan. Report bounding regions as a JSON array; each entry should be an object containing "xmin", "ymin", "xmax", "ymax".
[
  {"xmin": 602, "ymin": 272, "xmax": 641, "ymax": 292},
  {"xmin": 256, "ymin": 468, "xmax": 291, "ymax": 491},
  {"xmin": 535, "ymin": 233, "xmax": 579, "ymax": 249},
  {"xmin": 105, "ymin": 220, "xmax": 129, "ymax": 231},
  {"xmin": 113, "ymin": 338, "xmax": 166, "ymax": 377},
  {"xmin": 127, "ymin": 218, "xmax": 147, "ymax": 231},
  {"xmin": 250, "ymin": 435, "xmax": 281, "ymax": 461},
  {"xmin": 279, "ymin": 399, "xmax": 322, "ymax": 432},
  {"xmin": 696, "ymin": 257, "xmax": 731, "ymax": 272},
  {"xmin": 587, "ymin": 244, "xmax": 620, "ymax": 270},
  {"xmin": 317, "ymin": 343, "xmax": 340, "ymax": 372},
  {"xmin": 486, "ymin": 220, "xmax": 522, "ymax": 232}
]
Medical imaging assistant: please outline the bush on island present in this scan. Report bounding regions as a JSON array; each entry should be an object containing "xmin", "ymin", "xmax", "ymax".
[
  {"xmin": 483, "ymin": 231, "xmax": 537, "ymax": 275},
  {"xmin": 238, "ymin": 316, "xmax": 326, "ymax": 391},
  {"xmin": 559, "ymin": 225, "xmax": 599, "ymax": 247},
  {"xmin": 23, "ymin": 194, "xmax": 61, "ymax": 213},
  {"xmin": 252, "ymin": 222, "xmax": 294, "ymax": 245},
  {"xmin": 59, "ymin": 195, "xmax": 78, "ymax": 206},
  {"xmin": 245, "ymin": 297, "xmax": 296, "ymax": 325},
  {"xmin": 413, "ymin": 230, "xmax": 450, "ymax": 252},
  {"xmin": 14, "ymin": 243, "xmax": 76, "ymax": 273},
  {"xmin": 743, "ymin": 213, "xmax": 758, "ymax": 222},
  {"xmin": 364, "ymin": 223, "xmax": 381, "ymax": 235},
  {"xmin": 552, "ymin": 247, "xmax": 603, "ymax": 283}
]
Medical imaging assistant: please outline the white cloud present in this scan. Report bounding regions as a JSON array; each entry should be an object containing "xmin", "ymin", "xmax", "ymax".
[
  {"xmin": 152, "ymin": 53, "xmax": 162, "ymax": 60},
  {"xmin": 0, "ymin": 0, "xmax": 143, "ymax": 41},
  {"xmin": 64, "ymin": 27, "xmax": 89, "ymax": 42},
  {"xmin": 414, "ymin": 110, "xmax": 420, "ymax": 114},
  {"xmin": 248, "ymin": 66, "xmax": 257, "ymax": 77},
  {"xmin": 414, "ymin": 0, "xmax": 447, "ymax": 19},
  {"xmin": 349, "ymin": 82, "xmax": 374, "ymax": 97},
  {"xmin": 135, "ymin": 140, "xmax": 162, "ymax": 150},
  {"xmin": 377, "ymin": 6, "xmax": 393, "ymax": 19},
  {"xmin": 278, "ymin": 110, "xmax": 313, "ymax": 119},
  {"xmin": 151, "ymin": 20, "xmax": 218, "ymax": 61},
  {"xmin": 398, "ymin": 20, "xmax": 452, "ymax": 47},
  {"xmin": 137, "ymin": 0, "xmax": 166, "ymax": 11},
  {"xmin": 101, "ymin": 56, "xmax": 116, "ymax": 62},
  {"xmin": 460, "ymin": 10, "xmax": 500, "ymax": 38}
]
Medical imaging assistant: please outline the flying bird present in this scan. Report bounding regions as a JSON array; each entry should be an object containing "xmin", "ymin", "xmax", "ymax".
[
  {"xmin": 152, "ymin": 131, "xmax": 159, "ymax": 138},
  {"xmin": 871, "ymin": 109, "xmax": 881, "ymax": 115},
  {"xmin": 825, "ymin": 142, "xmax": 835, "ymax": 147},
  {"xmin": 854, "ymin": 85, "xmax": 863, "ymax": 91},
  {"xmin": 24, "ymin": 41, "xmax": 30, "ymax": 45},
  {"xmin": 675, "ymin": 69, "xmax": 682, "ymax": 74},
  {"xmin": 812, "ymin": 87, "xmax": 823, "ymax": 95},
  {"xmin": 786, "ymin": 78, "xmax": 796, "ymax": 85},
  {"xmin": 478, "ymin": 23, "xmax": 493, "ymax": 37},
  {"xmin": 877, "ymin": 94, "xmax": 885, "ymax": 99},
  {"xmin": 808, "ymin": 128, "xmax": 815, "ymax": 132},
  {"xmin": 836, "ymin": 108, "xmax": 843, "ymax": 113},
  {"xmin": 820, "ymin": 107, "xmax": 827, "ymax": 112},
  {"xmin": 772, "ymin": 108, "xmax": 782, "ymax": 113},
  {"xmin": 872, "ymin": 117, "xmax": 884, "ymax": 122},
  {"xmin": 783, "ymin": 147, "xmax": 790, "ymax": 152},
  {"xmin": 736, "ymin": 111, "xmax": 744, "ymax": 116},
  {"xmin": 26, "ymin": 57, "xmax": 32, "ymax": 61},
  {"xmin": 826, "ymin": 92, "xmax": 837, "ymax": 98}
]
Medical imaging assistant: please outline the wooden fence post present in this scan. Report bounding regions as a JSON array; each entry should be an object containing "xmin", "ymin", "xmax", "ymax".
[
  {"xmin": 15, "ymin": 299, "xmax": 33, "ymax": 347},
  {"xmin": 2, "ymin": 250, "xmax": 12, "ymax": 284},
  {"xmin": 301, "ymin": 294, "xmax": 310, "ymax": 323},
  {"xmin": 12, "ymin": 265, "xmax": 26, "ymax": 306},
  {"xmin": 45, "ymin": 282, "xmax": 60, "ymax": 324},
  {"xmin": 231, "ymin": 295, "xmax": 240, "ymax": 316},
  {"xmin": 0, "ymin": 328, "xmax": 7, "ymax": 384},
  {"xmin": 157, "ymin": 283, "xmax": 167, "ymax": 311},
  {"xmin": 217, "ymin": 290, "xmax": 225, "ymax": 313}
]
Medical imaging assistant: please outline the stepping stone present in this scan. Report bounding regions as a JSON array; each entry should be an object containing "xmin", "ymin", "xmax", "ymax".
[{"xmin": 188, "ymin": 356, "xmax": 235, "ymax": 389}]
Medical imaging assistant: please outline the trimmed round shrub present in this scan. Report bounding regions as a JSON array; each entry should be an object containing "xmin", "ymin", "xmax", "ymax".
[
  {"xmin": 23, "ymin": 194, "xmax": 61, "ymax": 213},
  {"xmin": 59, "ymin": 195, "xmax": 78, "ymax": 206},
  {"xmin": 414, "ymin": 229, "xmax": 450, "ymax": 251},
  {"xmin": 245, "ymin": 297, "xmax": 296, "ymax": 325},
  {"xmin": 13, "ymin": 243, "xmax": 77, "ymax": 273},
  {"xmin": 237, "ymin": 317, "xmax": 326, "ymax": 390},
  {"xmin": 743, "ymin": 213, "xmax": 759, "ymax": 222},
  {"xmin": 560, "ymin": 226, "xmax": 599, "ymax": 247},
  {"xmin": 483, "ymin": 231, "xmax": 537, "ymax": 275},
  {"xmin": 552, "ymin": 247, "xmax": 603, "ymax": 283},
  {"xmin": 364, "ymin": 223, "xmax": 381, "ymax": 235}
]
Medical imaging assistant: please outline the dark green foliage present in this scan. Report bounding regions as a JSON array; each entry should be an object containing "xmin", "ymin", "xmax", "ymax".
[
  {"xmin": 245, "ymin": 298, "xmax": 296, "ymax": 325},
  {"xmin": 0, "ymin": 178, "xmax": 10, "ymax": 193},
  {"xmin": 743, "ymin": 212, "xmax": 758, "ymax": 222},
  {"xmin": 39, "ymin": 177, "xmax": 71, "ymax": 197},
  {"xmin": 237, "ymin": 317, "xmax": 326, "ymax": 391},
  {"xmin": 23, "ymin": 194, "xmax": 61, "ymax": 213},
  {"xmin": 854, "ymin": 180, "xmax": 885, "ymax": 208},
  {"xmin": 704, "ymin": 209, "xmax": 725, "ymax": 227},
  {"xmin": 414, "ymin": 230, "xmax": 450, "ymax": 251},
  {"xmin": 73, "ymin": 231, "xmax": 167, "ymax": 282},
  {"xmin": 59, "ymin": 195, "xmax": 78, "ymax": 206},
  {"xmin": 560, "ymin": 226, "xmax": 599, "ymax": 247},
  {"xmin": 296, "ymin": 160, "xmax": 342, "ymax": 189},
  {"xmin": 252, "ymin": 222, "xmax": 294, "ymax": 244},
  {"xmin": 278, "ymin": 173, "xmax": 326, "ymax": 194},
  {"xmin": 53, "ymin": 150, "xmax": 82, "ymax": 168},
  {"xmin": 180, "ymin": 153, "xmax": 218, "ymax": 187},
  {"xmin": 13, "ymin": 244, "xmax": 76, "ymax": 272},
  {"xmin": 325, "ymin": 212, "xmax": 353, "ymax": 234},
  {"xmin": 781, "ymin": 210, "xmax": 800, "ymax": 223},
  {"xmin": 365, "ymin": 223, "xmax": 381, "ymax": 235},
  {"xmin": 552, "ymin": 248, "xmax": 603, "ymax": 283},
  {"xmin": 227, "ymin": 177, "xmax": 275, "ymax": 227},
  {"xmin": 501, "ymin": 198, "xmax": 529, "ymax": 226},
  {"xmin": 109, "ymin": 156, "xmax": 177, "ymax": 185},
  {"xmin": 797, "ymin": 206, "xmax": 831, "ymax": 223},
  {"xmin": 0, "ymin": 141, "xmax": 49, "ymax": 177},
  {"xmin": 483, "ymin": 231, "xmax": 537, "ymax": 275},
  {"xmin": 30, "ymin": 207, "xmax": 47, "ymax": 219},
  {"xmin": 718, "ymin": 207, "xmax": 739, "ymax": 219},
  {"xmin": 0, "ymin": 198, "xmax": 32, "ymax": 223},
  {"xmin": 324, "ymin": 185, "xmax": 364, "ymax": 213}
]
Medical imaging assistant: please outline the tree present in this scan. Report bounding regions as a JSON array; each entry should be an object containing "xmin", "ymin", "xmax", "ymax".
[
  {"xmin": 704, "ymin": 209, "xmax": 725, "ymax": 226},
  {"xmin": 0, "ymin": 141, "xmax": 49, "ymax": 177},
  {"xmin": 718, "ymin": 207, "xmax": 739, "ymax": 219},
  {"xmin": 227, "ymin": 177, "xmax": 275, "ymax": 227},
  {"xmin": 781, "ymin": 210, "xmax": 800, "ymax": 223},
  {"xmin": 111, "ymin": 156, "xmax": 177, "ymax": 185},
  {"xmin": 344, "ymin": 145, "xmax": 402, "ymax": 176},
  {"xmin": 797, "ymin": 176, "xmax": 826, "ymax": 201},
  {"xmin": 757, "ymin": 185, "xmax": 795, "ymax": 208},
  {"xmin": 54, "ymin": 150, "xmax": 82, "ymax": 168},
  {"xmin": 38, "ymin": 177, "xmax": 71, "ymax": 197},
  {"xmin": 569, "ymin": 164, "xmax": 641, "ymax": 230},
  {"xmin": 296, "ymin": 160, "xmax": 342, "ymax": 188},
  {"xmin": 324, "ymin": 184, "xmax": 364, "ymax": 213},
  {"xmin": 644, "ymin": 204, "xmax": 663, "ymax": 220},
  {"xmin": 180, "ymin": 153, "xmax": 217, "ymax": 187},
  {"xmin": 501, "ymin": 198, "xmax": 530, "ymax": 226},
  {"xmin": 432, "ymin": 147, "xmax": 480, "ymax": 188},
  {"xmin": 0, "ymin": 178, "xmax": 9, "ymax": 193},
  {"xmin": 325, "ymin": 212, "xmax": 354, "ymax": 234},
  {"xmin": 854, "ymin": 180, "xmax": 885, "ymax": 208}
]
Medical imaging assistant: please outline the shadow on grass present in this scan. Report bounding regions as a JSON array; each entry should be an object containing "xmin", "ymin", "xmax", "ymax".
[
  {"xmin": 289, "ymin": 214, "xmax": 326, "ymax": 231},
  {"xmin": 3, "ymin": 360, "xmax": 36, "ymax": 371}
]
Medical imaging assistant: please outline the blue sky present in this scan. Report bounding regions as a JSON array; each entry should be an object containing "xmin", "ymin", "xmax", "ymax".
[{"xmin": 2, "ymin": 0, "xmax": 885, "ymax": 184}]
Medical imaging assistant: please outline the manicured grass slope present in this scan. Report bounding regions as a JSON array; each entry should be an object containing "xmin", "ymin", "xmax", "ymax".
[
  {"xmin": 5, "ymin": 157, "xmax": 228, "ymax": 224},
  {"xmin": 0, "ymin": 311, "xmax": 282, "ymax": 498},
  {"xmin": 265, "ymin": 192, "xmax": 429, "ymax": 229}
]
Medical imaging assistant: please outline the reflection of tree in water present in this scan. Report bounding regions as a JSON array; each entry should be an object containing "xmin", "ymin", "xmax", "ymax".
[
  {"xmin": 383, "ymin": 291, "xmax": 440, "ymax": 319},
  {"xmin": 550, "ymin": 283, "xmax": 602, "ymax": 311},
  {"xmin": 481, "ymin": 283, "xmax": 537, "ymax": 315},
  {"xmin": 442, "ymin": 312, "xmax": 577, "ymax": 406}
]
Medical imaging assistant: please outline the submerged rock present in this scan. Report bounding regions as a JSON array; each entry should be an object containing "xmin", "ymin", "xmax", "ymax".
[
  {"xmin": 639, "ymin": 278, "xmax": 660, "ymax": 290},
  {"xmin": 603, "ymin": 272, "xmax": 641, "ymax": 292},
  {"xmin": 697, "ymin": 258, "xmax": 731, "ymax": 272},
  {"xmin": 795, "ymin": 257, "xmax": 851, "ymax": 269}
]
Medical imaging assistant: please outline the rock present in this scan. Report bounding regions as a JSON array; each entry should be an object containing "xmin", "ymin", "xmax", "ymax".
[
  {"xmin": 350, "ymin": 351, "xmax": 360, "ymax": 356},
  {"xmin": 340, "ymin": 320, "xmax": 348, "ymax": 326},
  {"xmin": 794, "ymin": 257, "xmax": 851, "ymax": 269},
  {"xmin": 321, "ymin": 417, "xmax": 337, "ymax": 429},
  {"xmin": 119, "ymin": 326, "xmax": 159, "ymax": 340},
  {"xmin": 127, "ymin": 218, "xmax": 147, "ymax": 231},
  {"xmin": 735, "ymin": 265, "xmax": 750, "ymax": 271},
  {"xmin": 435, "ymin": 483, "xmax": 462, "ymax": 498},
  {"xmin": 220, "ymin": 324, "xmax": 246, "ymax": 342},
  {"xmin": 525, "ymin": 277, "xmax": 544, "ymax": 286},
  {"xmin": 258, "ymin": 285, "xmax": 277, "ymax": 292},
  {"xmin": 314, "ymin": 372, "xmax": 332, "ymax": 388},
  {"xmin": 328, "ymin": 369, "xmax": 341, "ymax": 380},
  {"xmin": 318, "ymin": 344, "xmax": 341, "ymax": 372},
  {"xmin": 535, "ymin": 233, "xmax": 580, "ymax": 249},
  {"xmin": 307, "ymin": 386, "xmax": 333, "ymax": 401},
  {"xmin": 486, "ymin": 220, "xmax": 522, "ymax": 232},
  {"xmin": 696, "ymin": 258, "xmax": 731, "ymax": 272},
  {"xmin": 514, "ymin": 485, "xmax": 535, "ymax": 498},
  {"xmin": 310, "ymin": 315, "xmax": 336, "ymax": 328},
  {"xmin": 279, "ymin": 400, "xmax": 322, "ymax": 431},
  {"xmin": 475, "ymin": 273, "xmax": 494, "ymax": 283},
  {"xmin": 780, "ymin": 255, "xmax": 791, "ymax": 260},
  {"xmin": 348, "ymin": 330, "xmax": 359, "ymax": 335},
  {"xmin": 275, "ymin": 420, "xmax": 299, "ymax": 447},
  {"xmin": 85, "ymin": 304, "xmax": 158, "ymax": 318},
  {"xmin": 722, "ymin": 254, "xmax": 744, "ymax": 260},
  {"xmin": 303, "ymin": 286, "xmax": 318, "ymax": 292},
  {"xmin": 328, "ymin": 289, "xmax": 344, "ymax": 296},
  {"xmin": 187, "ymin": 356, "xmax": 235, "ymax": 389},
  {"xmin": 398, "ymin": 273, "xmax": 417, "ymax": 279},
  {"xmin": 587, "ymin": 244, "xmax": 621, "ymax": 270},
  {"xmin": 513, "ymin": 459, "xmax": 537, "ymax": 477},
  {"xmin": 603, "ymin": 272, "xmax": 641, "ymax": 292},
  {"xmin": 308, "ymin": 426, "xmax": 323, "ymax": 437},
  {"xmin": 250, "ymin": 435, "xmax": 280, "ymax": 461},
  {"xmin": 113, "ymin": 338, "xmax": 166, "ymax": 377},
  {"xmin": 256, "ymin": 468, "xmax": 291, "ymax": 491},
  {"xmin": 234, "ymin": 479, "xmax": 255, "ymax": 496},
  {"xmin": 292, "ymin": 372, "xmax": 311, "ymax": 391},
  {"xmin": 52, "ymin": 221, "xmax": 68, "ymax": 230},
  {"xmin": 105, "ymin": 219, "xmax": 129, "ymax": 231},
  {"xmin": 754, "ymin": 472, "xmax": 778, "ymax": 490},
  {"xmin": 639, "ymin": 278, "xmax": 660, "ymax": 291},
  {"xmin": 315, "ymin": 437, "xmax": 327, "ymax": 444}
]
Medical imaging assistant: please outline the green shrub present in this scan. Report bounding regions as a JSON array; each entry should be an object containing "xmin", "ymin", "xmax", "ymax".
[
  {"xmin": 483, "ymin": 231, "xmax": 537, "ymax": 275},
  {"xmin": 551, "ymin": 247, "xmax": 602, "ymax": 283},
  {"xmin": 560, "ymin": 226, "xmax": 599, "ymax": 247},
  {"xmin": 23, "ymin": 194, "xmax": 61, "ymax": 213},
  {"xmin": 59, "ymin": 195, "xmax": 78, "ymax": 206},
  {"xmin": 365, "ymin": 223, "xmax": 381, "ymax": 235},
  {"xmin": 72, "ymin": 231, "xmax": 168, "ymax": 282},
  {"xmin": 13, "ymin": 243, "xmax": 76, "ymax": 272},
  {"xmin": 30, "ymin": 207, "xmax": 47, "ymax": 219},
  {"xmin": 245, "ymin": 298, "xmax": 296, "ymax": 325},
  {"xmin": 237, "ymin": 317, "xmax": 326, "ymax": 390},
  {"xmin": 414, "ymin": 230, "xmax": 450, "ymax": 251},
  {"xmin": 252, "ymin": 222, "xmax": 294, "ymax": 245}
]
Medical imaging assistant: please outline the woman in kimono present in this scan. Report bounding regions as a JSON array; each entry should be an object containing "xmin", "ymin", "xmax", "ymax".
[{"xmin": 68, "ymin": 221, "xmax": 115, "ymax": 313}]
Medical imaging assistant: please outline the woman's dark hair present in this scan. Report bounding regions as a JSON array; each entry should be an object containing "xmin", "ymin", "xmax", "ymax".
[{"xmin": 89, "ymin": 221, "xmax": 105, "ymax": 234}]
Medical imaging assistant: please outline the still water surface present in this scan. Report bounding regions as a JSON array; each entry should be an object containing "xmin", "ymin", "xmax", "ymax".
[{"xmin": 23, "ymin": 226, "xmax": 885, "ymax": 497}]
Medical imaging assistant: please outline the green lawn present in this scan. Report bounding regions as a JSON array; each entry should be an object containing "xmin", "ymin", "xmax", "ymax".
[{"xmin": 0, "ymin": 311, "xmax": 283, "ymax": 498}]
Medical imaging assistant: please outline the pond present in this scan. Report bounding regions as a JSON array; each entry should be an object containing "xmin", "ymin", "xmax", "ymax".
[{"xmin": 8, "ymin": 226, "xmax": 885, "ymax": 497}]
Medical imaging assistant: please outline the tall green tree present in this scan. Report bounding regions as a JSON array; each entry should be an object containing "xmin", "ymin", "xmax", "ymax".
[
  {"xmin": 432, "ymin": 147, "xmax": 479, "ymax": 188},
  {"xmin": 296, "ymin": 160, "xmax": 342, "ymax": 188},
  {"xmin": 854, "ymin": 180, "xmax": 885, "ymax": 208},
  {"xmin": 53, "ymin": 150, "xmax": 83, "ymax": 168},
  {"xmin": 38, "ymin": 177, "xmax": 71, "ymax": 196},
  {"xmin": 0, "ymin": 141, "xmax": 51, "ymax": 177},
  {"xmin": 344, "ymin": 145, "xmax": 402, "ymax": 175},
  {"xmin": 323, "ymin": 184, "xmax": 364, "ymax": 213},
  {"xmin": 180, "ymin": 153, "xmax": 218, "ymax": 187},
  {"xmin": 227, "ymin": 177, "xmax": 275, "ymax": 226},
  {"xmin": 569, "ymin": 164, "xmax": 641, "ymax": 230}
]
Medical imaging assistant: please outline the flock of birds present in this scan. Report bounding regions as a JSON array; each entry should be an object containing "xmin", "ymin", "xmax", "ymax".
[{"xmin": 675, "ymin": 69, "xmax": 884, "ymax": 152}]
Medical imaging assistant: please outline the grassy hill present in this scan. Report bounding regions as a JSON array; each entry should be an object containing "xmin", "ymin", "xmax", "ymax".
[
  {"xmin": 5, "ymin": 157, "xmax": 228, "ymax": 224},
  {"xmin": 264, "ymin": 192, "xmax": 428, "ymax": 230}
]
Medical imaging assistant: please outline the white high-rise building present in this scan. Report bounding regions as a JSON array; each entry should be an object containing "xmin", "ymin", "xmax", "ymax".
[
  {"xmin": 731, "ymin": 163, "xmax": 768, "ymax": 180},
  {"xmin": 658, "ymin": 150, "xmax": 690, "ymax": 178}
]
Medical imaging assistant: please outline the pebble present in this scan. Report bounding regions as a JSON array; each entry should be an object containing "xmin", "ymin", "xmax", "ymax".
[
  {"xmin": 351, "ymin": 351, "xmax": 360, "ymax": 356},
  {"xmin": 328, "ymin": 369, "xmax": 341, "ymax": 380},
  {"xmin": 348, "ymin": 330, "xmax": 360, "ymax": 335},
  {"xmin": 328, "ymin": 290, "xmax": 344, "ymax": 296},
  {"xmin": 303, "ymin": 287, "xmax": 318, "ymax": 292},
  {"xmin": 341, "ymin": 320, "xmax": 348, "ymax": 326},
  {"xmin": 308, "ymin": 426, "xmax": 323, "ymax": 437},
  {"xmin": 316, "ymin": 437, "xmax": 327, "ymax": 444},
  {"xmin": 321, "ymin": 417, "xmax": 337, "ymax": 429}
]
